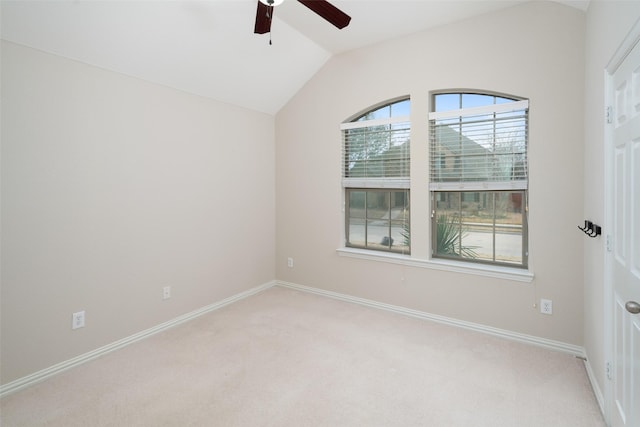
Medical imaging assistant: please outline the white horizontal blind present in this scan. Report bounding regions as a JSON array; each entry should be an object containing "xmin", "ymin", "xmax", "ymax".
[
  {"xmin": 428, "ymin": 101, "xmax": 528, "ymax": 191},
  {"xmin": 342, "ymin": 116, "xmax": 410, "ymax": 189}
]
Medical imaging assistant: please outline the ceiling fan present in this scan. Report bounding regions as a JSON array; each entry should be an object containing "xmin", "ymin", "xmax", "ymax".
[{"xmin": 254, "ymin": 0, "xmax": 351, "ymax": 35}]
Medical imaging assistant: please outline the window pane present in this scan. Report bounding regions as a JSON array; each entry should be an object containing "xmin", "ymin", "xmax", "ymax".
[
  {"xmin": 391, "ymin": 220, "xmax": 409, "ymax": 252},
  {"xmin": 494, "ymin": 192, "xmax": 524, "ymax": 265},
  {"xmin": 432, "ymin": 191, "xmax": 526, "ymax": 267},
  {"xmin": 495, "ymin": 96, "xmax": 515, "ymax": 104},
  {"xmin": 434, "ymin": 93, "xmax": 460, "ymax": 112},
  {"xmin": 366, "ymin": 191, "xmax": 389, "ymax": 219},
  {"xmin": 367, "ymin": 219, "xmax": 387, "ymax": 247},
  {"xmin": 355, "ymin": 99, "xmax": 410, "ymax": 121},
  {"xmin": 391, "ymin": 99, "xmax": 410, "ymax": 117},
  {"xmin": 430, "ymin": 110, "xmax": 528, "ymax": 184},
  {"xmin": 435, "ymin": 93, "xmax": 521, "ymax": 112},
  {"xmin": 435, "ymin": 210, "xmax": 474, "ymax": 258},
  {"xmin": 373, "ymin": 106, "xmax": 391, "ymax": 120},
  {"xmin": 346, "ymin": 189, "xmax": 410, "ymax": 254},
  {"xmin": 345, "ymin": 131, "xmax": 367, "ymax": 177},
  {"xmin": 349, "ymin": 191, "xmax": 366, "ymax": 218},
  {"xmin": 462, "ymin": 93, "xmax": 495, "ymax": 108},
  {"xmin": 344, "ymin": 122, "xmax": 410, "ymax": 179},
  {"xmin": 347, "ymin": 217, "xmax": 365, "ymax": 247},
  {"xmin": 392, "ymin": 189, "xmax": 410, "ymax": 252},
  {"xmin": 357, "ymin": 105, "xmax": 390, "ymax": 121}
]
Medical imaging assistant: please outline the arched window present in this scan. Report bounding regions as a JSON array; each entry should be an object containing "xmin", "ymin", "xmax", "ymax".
[
  {"xmin": 341, "ymin": 98, "xmax": 410, "ymax": 253},
  {"xmin": 429, "ymin": 92, "xmax": 529, "ymax": 267}
]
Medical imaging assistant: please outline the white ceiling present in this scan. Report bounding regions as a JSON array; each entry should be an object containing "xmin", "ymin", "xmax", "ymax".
[{"xmin": 1, "ymin": 0, "xmax": 589, "ymax": 115}]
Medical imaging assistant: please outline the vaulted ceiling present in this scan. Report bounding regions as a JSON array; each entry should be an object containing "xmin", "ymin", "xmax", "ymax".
[{"xmin": 1, "ymin": 0, "xmax": 589, "ymax": 115}]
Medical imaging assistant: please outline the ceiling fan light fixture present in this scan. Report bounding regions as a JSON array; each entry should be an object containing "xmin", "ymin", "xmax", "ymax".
[{"xmin": 259, "ymin": 0, "xmax": 284, "ymax": 6}]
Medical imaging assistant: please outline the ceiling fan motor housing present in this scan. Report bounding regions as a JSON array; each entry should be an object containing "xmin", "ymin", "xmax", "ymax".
[{"xmin": 259, "ymin": 0, "xmax": 284, "ymax": 6}]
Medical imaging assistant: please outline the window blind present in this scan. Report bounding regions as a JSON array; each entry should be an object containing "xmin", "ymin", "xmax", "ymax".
[
  {"xmin": 428, "ymin": 100, "xmax": 528, "ymax": 191},
  {"xmin": 341, "ymin": 115, "xmax": 410, "ymax": 189}
]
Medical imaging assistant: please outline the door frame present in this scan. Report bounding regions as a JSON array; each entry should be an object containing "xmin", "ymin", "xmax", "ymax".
[{"xmin": 604, "ymin": 18, "xmax": 640, "ymax": 426}]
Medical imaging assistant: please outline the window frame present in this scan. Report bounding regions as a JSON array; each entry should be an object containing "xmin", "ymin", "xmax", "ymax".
[
  {"xmin": 345, "ymin": 188, "xmax": 410, "ymax": 254},
  {"xmin": 430, "ymin": 190, "xmax": 529, "ymax": 268},
  {"xmin": 341, "ymin": 97, "xmax": 411, "ymax": 255},
  {"xmin": 337, "ymin": 91, "xmax": 533, "ymax": 282},
  {"xmin": 429, "ymin": 91, "xmax": 529, "ymax": 269}
]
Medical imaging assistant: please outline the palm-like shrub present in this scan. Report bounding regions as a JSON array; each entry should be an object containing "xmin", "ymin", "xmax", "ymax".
[{"xmin": 436, "ymin": 214, "xmax": 478, "ymax": 258}]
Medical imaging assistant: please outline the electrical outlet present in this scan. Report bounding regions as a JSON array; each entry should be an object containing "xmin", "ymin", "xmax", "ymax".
[
  {"xmin": 163, "ymin": 286, "xmax": 171, "ymax": 300},
  {"xmin": 72, "ymin": 311, "xmax": 85, "ymax": 330},
  {"xmin": 540, "ymin": 299, "xmax": 553, "ymax": 315},
  {"xmin": 287, "ymin": 257, "xmax": 294, "ymax": 268}
]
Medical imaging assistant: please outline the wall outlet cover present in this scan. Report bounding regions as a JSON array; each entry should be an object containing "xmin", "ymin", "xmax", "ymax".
[{"xmin": 72, "ymin": 311, "xmax": 85, "ymax": 329}]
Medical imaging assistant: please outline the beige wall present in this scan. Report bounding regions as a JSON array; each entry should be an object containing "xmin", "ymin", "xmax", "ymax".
[
  {"xmin": 276, "ymin": 2, "xmax": 586, "ymax": 344},
  {"xmin": 1, "ymin": 41, "xmax": 276, "ymax": 384},
  {"xmin": 583, "ymin": 0, "xmax": 640, "ymax": 404}
]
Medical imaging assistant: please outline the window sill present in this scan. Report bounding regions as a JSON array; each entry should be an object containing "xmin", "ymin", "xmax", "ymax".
[{"xmin": 336, "ymin": 247, "xmax": 534, "ymax": 283}]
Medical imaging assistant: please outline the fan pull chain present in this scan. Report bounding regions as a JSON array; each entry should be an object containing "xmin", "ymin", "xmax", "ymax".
[{"xmin": 267, "ymin": 6, "xmax": 273, "ymax": 45}]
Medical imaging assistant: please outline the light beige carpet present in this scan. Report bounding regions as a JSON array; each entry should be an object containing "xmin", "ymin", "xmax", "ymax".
[{"xmin": 1, "ymin": 286, "xmax": 605, "ymax": 426}]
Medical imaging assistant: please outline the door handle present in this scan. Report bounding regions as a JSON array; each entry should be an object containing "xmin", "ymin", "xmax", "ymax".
[{"xmin": 626, "ymin": 301, "xmax": 640, "ymax": 314}]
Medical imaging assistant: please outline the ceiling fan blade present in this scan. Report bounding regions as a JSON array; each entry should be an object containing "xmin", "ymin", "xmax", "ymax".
[
  {"xmin": 297, "ymin": 0, "xmax": 351, "ymax": 29},
  {"xmin": 254, "ymin": 1, "xmax": 272, "ymax": 34}
]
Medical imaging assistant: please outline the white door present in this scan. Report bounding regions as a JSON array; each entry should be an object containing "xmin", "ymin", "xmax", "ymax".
[{"xmin": 610, "ymin": 38, "xmax": 640, "ymax": 427}]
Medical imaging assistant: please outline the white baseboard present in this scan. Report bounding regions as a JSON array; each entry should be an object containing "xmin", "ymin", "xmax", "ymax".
[
  {"xmin": 2, "ymin": 279, "xmax": 590, "ymax": 399},
  {"xmin": 276, "ymin": 280, "xmax": 586, "ymax": 357},
  {"xmin": 583, "ymin": 355, "xmax": 606, "ymax": 419},
  {"xmin": 0, "ymin": 281, "xmax": 276, "ymax": 398}
]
